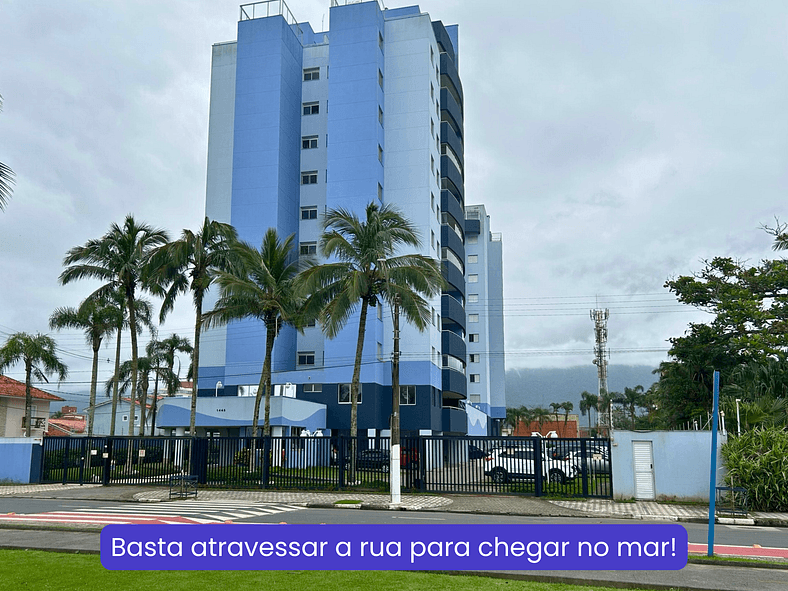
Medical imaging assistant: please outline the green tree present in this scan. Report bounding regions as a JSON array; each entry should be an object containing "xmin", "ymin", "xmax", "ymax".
[
  {"xmin": 49, "ymin": 298, "xmax": 118, "ymax": 437},
  {"xmin": 0, "ymin": 333, "xmax": 68, "ymax": 436},
  {"xmin": 60, "ymin": 215, "xmax": 169, "ymax": 438},
  {"xmin": 146, "ymin": 335, "xmax": 191, "ymax": 434},
  {"xmin": 203, "ymin": 229, "xmax": 302, "ymax": 440},
  {"xmin": 0, "ymin": 95, "xmax": 14, "ymax": 212},
  {"xmin": 579, "ymin": 391, "xmax": 598, "ymax": 434},
  {"xmin": 148, "ymin": 217, "xmax": 237, "ymax": 439},
  {"xmin": 301, "ymin": 202, "xmax": 443, "ymax": 446},
  {"xmin": 614, "ymin": 385, "xmax": 644, "ymax": 429}
]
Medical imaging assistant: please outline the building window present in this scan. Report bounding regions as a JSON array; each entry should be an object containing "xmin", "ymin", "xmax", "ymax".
[
  {"xmin": 431, "ymin": 230, "xmax": 435, "ymax": 250},
  {"xmin": 431, "ymin": 83, "xmax": 434, "ymax": 100},
  {"xmin": 431, "ymin": 119, "xmax": 434, "ymax": 137},
  {"xmin": 379, "ymin": 32, "xmax": 384, "ymax": 51},
  {"xmin": 469, "ymin": 333, "xmax": 479, "ymax": 343},
  {"xmin": 470, "ymin": 374, "xmax": 480, "ymax": 383},
  {"xmin": 378, "ymin": 70, "xmax": 384, "ymax": 89},
  {"xmin": 302, "ymin": 135, "xmax": 318, "ymax": 149},
  {"xmin": 470, "ymin": 394, "xmax": 481, "ymax": 403},
  {"xmin": 378, "ymin": 145, "xmax": 383, "ymax": 163},
  {"xmin": 377, "ymin": 342, "xmax": 383, "ymax": 361},
  {"xmin": 431, "ymin": 193, "xmax": 435, "ymax": 211},
  {"xmin": 300, "ymin": 242, "xmax": 317, "ymax": 256},
  {"xmin": 298, "ymin": 351, "xmax": 315, "ymax": 365},
  {"xmin": 379, "ymin": 106, "xmax": 384, "ymax": 127},
  {"xmin": 400, "ymin": 385, "xmax": 416, "ymax": 405},
  {"xmin": 122, "ymin": 415, "xmax": 128, "ymax": 422},
  {"xmin": 467, "ymin": 235, "xmax": 478, "ymax": 245},
  {"xmin": 431, "ymin": 307, "xmax": 435, "ymax": 325},
  {"xmin": 468, "ymin": 274, "xmax": 478, "ymax": 283},
  {"xmin": 468, "ymin": 294, "xmax": 479, "ymax": 303},
  {"xmin": 303, "ymin": 67, "xmax": 319, "ymax": 81},
  {"xmin": 303, "ymin": 383, "xmax": 322, "ymax": 393},
  {"xmin": 377, "ymin": 304, "xmax": 382, "ymax": 320},
  {"xmin": 468, "ymin": 314, "xmax": 479, "ymax": 323},
  {"xmin": 303, "ymin": 102, "xmax": 319, "ymax": 115},
  {"xmin": 305, "ymin": 319, "xmax": 316, "ymax": 327},
  {"xmin": 377, "ymin": 183, "xmax": 383, "ymax": 202},
  {"xmin": 301, "ymin": 206, "xmax": 318, "ymax": 220},
  {"xmin": 469, "ymin": 353, "xmax": 480, "ymax": 363},
  {"xmin": 301, "ymin": 171, "xmax": 318, "ymax": 185},
  {"xmin": 430, "ymin": 46, "xmax": 434, "ymax": 63},
  {"xmin": 430, "ymin": 155, "xmax": 434, "ymax": 171},
  {"xmin": 339, "ymin": 383, "xmax": 362, "ymax": 404},
  {"xmin": 468, "ymin": 254, "xmax": 478, "ymax": 264}
]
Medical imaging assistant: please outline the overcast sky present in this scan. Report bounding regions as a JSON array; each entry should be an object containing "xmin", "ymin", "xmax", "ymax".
[{"xmin": 1, "ymin": 0, "xmax": 786, "ymax": 399}]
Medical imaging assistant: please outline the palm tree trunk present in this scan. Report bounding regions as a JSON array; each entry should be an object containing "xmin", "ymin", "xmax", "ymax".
[
  {"xmin": 150, "ymin": 368, "xmax": 160, "ymax": 435},
  {"xmin": 110, "ymin": 327, "xmax": 122, "ymax": 437},
  {"xmin": 138, "ymin": 376, "xmax": 149, "ymax": 437},
  {"xmin": 189, "ymin": 293, "xmax": 203, "ymax": 440},
  {"xmin": 126, "ymin": 291, "xmax": 138, "ymax": 473},
  {"xmin": 249, "ymin": 317, "xmax": 276, "ymax": 473},
  {"xmin": 24, "ymin": 360, "xmax": 32, "ymax": 438},
  {"xmin": 349, "ymin": 298, "xmax": 369, "ymax": 483},
  {"xmin": 88, "ymin": 340, "xmax": 100, "ymax": 438}
]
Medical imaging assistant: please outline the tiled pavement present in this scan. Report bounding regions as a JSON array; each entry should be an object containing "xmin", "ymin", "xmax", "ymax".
[{"xmin": 2, "ymin": 484, "xmax": 786, "ymax": 525}]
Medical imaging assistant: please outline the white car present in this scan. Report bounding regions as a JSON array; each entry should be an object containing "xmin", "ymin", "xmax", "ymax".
[{"xmin": 484, "ymin": 447, "xmax": 579, "ymax": 484}]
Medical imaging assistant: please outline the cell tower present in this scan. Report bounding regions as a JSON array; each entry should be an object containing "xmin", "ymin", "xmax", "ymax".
[{"xmin": 590, "ymin": 308, "xmax": 610, "ymax": 433}]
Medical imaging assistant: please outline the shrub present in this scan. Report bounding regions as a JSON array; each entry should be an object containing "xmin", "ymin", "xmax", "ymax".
[{"xmin": 722, "ymin": 426, "xmax": 788, "ymax": 511}]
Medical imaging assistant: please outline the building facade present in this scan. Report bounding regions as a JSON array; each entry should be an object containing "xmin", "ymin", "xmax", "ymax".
[{"xmin": 194, "ymin": 0, "xmax": 503, "ymax": 437}]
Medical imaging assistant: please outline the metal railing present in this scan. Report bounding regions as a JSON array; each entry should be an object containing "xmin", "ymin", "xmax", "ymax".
[
  {"xmin": 40, "ymin": 435, "xmax": 612, "ymax": 498},
  {"xmin": 331, "ymin": 0, "xmax": 386, "ymax": 11},
  {"xmin": 240, "ymin": 1, "xmax": 302, "ymax": 39}
]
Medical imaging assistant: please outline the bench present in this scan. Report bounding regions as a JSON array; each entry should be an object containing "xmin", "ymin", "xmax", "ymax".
[{"xmin": 169, "ymin": 474, "xmax": 198, "ymax": 499}]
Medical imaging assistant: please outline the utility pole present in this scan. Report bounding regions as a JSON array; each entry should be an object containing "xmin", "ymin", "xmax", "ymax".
[
  {"xmin": 390, "ymin": 293, "xmax": 401, "ymax": 505},
  {"xmin": 590, "ymin": 308, "xmax": 610, "ymax": 435}
]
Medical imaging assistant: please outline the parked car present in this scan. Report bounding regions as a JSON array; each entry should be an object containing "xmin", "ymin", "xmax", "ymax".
[
  {"xmin": 468, "ymin": 444, "xmax": 490, "ymax": 460},
  {"xmin": 354, "ymin": 448, "xmax": 419, "ymax": 472},
  {"xmin": 564, "ymin": 448, "xmax": 610, "ymax": 474},
  {"xmin": 484, "ymin": 447, "xmax": 579, "ymax": 484}
]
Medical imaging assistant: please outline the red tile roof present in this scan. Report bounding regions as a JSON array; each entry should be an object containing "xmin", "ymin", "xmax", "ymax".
[
  {"xmin": 0, "ymin": 375, "xmax": 65, "ymax": 401},
  {"xmin": 46, "ymin": 417, "xmax": 86, "ymax": 436}
]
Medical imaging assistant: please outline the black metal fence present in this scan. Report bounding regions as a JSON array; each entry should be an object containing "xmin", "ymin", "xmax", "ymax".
[{"xmin": 40, "ymin": 435, "xmax": 612, "ymax": 498}]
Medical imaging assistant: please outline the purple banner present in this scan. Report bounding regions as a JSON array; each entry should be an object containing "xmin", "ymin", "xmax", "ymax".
[{"xmin": 101, "ymin": 523, "xmax": 688, "ymax": 571}]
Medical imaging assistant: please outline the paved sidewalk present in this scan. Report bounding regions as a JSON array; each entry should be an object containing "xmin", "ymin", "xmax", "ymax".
[
  {"xmin": 2, "ymin": 483, "xmax": 787, "ymax": 525},
  {"xmin": 549, "ymin": 499, "xmax": 788, "ymax": 526}
]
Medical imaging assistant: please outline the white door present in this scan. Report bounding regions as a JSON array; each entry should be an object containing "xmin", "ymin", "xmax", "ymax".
[{"xmin": 633, "ymin": 440, "xmax": 655, "ymax": 500}]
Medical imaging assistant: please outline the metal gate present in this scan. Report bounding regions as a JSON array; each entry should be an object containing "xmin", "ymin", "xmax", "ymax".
[{"xmin": 40, "ymin": 435, "xmax": 612, "ymax": 498}]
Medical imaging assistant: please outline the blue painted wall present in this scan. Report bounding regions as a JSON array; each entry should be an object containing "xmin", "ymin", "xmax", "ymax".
[
  {"xmin": 611, "ymin": 430, "xmax": 727, "ymax": 501},
  {"xmin": 0, "ymin": 439, "xmax": 41, "ymax": 483}
]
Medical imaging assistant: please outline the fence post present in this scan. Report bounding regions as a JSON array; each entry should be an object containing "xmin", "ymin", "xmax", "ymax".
[
  {"xmin": 419, "ymin": 437, "xmax": 427, "ymax": 492},
  {"xmin": 338, "ymin": 436, "xmax": 346, "ymax": 488},
  {"xmin": 102, "ymin": 439, "xmax": 112, "ymax": 486},
  {"xmin": 534, "ymin": 437, "xmax": 543, "ymax": 497},
  {"xmin": 78, "ymin": 438, "xmax": 87, "ymax": 486},
  {"xmin": 262, "ymin": 436, "xmax": 271, "ymax": 489},
  {"xmin": 61, "ymin": 438, "xmax": 71, "ymax": 485},
  {"xmin": 580, "ymin": 439, "xmax": 589, "ymax": 497}
]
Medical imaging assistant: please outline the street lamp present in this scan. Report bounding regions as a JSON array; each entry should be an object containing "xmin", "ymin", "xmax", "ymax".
[
  {"xmin": 215, "ymin": 380, "xmax": 223, "ymax": 397},
  {"xmin": 378, "ymin": 257, "xmax": 401, "ymax": 505}
]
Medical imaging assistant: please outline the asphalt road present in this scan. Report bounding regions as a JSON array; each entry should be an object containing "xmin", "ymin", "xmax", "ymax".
[{"xmin": 1, "ymin": 498, "xmax": 786, "ymax": 550}]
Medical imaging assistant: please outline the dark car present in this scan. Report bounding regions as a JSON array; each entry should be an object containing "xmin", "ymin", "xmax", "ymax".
[
  {"xmin": 468, "ymin": 444, "xmax": 490, "ymax": 459},
  {"xmin": 357, "ymin": 449, "xmax": 390, "ymax": 472}
]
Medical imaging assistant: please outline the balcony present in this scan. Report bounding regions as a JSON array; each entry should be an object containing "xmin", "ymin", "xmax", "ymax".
[{"xmin": 442, "ymin": 406, "xmax": 468, "ymax": 434}]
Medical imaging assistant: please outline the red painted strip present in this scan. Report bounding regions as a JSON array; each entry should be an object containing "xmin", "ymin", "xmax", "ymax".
[{"xmin": 689, "ymin": 542, "xmax": 788, "ymax": 559}]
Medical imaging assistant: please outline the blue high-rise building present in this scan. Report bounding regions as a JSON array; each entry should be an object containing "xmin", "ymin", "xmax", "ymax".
[{"xmin": 195, "ymin": 0, "xmax": 504, "ymax": 438}]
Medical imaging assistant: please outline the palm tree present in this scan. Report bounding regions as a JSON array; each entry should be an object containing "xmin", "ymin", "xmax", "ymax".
[
  {"xmin": 616, "ymin": 385, "xmax": 645, "ymax": 429},
  {"xmin": 60, "ymin": 215, "xmax": 169, "ymax": 439},
  {"xmin": 106, "ymin": 356, "xmax": 155, "ymax": 437},
  {"xmin": 49, "ymin": 298, "xmax": 118, "ymax": 437},
  {"xmin": 531, "ymin": 407, "xmax": 551, "ymax": 434},
  {"xmin": 147, "ymin": 217, "xmax": 237, "ymax": 439},
  {"xmin": 0, "ymin": 333, "xmax": 68, "ymax": 436},
  {"xmin": 560, "ymin": 401, "xmax": 574, "ymax": 436},
  {"xmin": 147, "ymin": 334, "xmax": 192, "ymax": 434},
  {"xmin": 106, "ymin": 293, "xmax": 154, "ymax": 436},
  {"xmin": 300, "ymin": 202, "xmax": 443, "ymax": 445},
  {"xmin": 0, "ymin": 95, "xmax": 15, "ymax": 212},
  {"xmin": 202, "ymin": 229, "xmax": 302, "ymax": 441},
  {"xmin": 579, "ymin": 390, "xmax": 599, "ymax": 435}
]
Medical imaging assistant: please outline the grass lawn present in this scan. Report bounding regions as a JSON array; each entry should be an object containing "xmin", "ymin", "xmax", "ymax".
[{"xmin": 0, "ymin": 549, "xmax": 660, "ymax": 591}]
